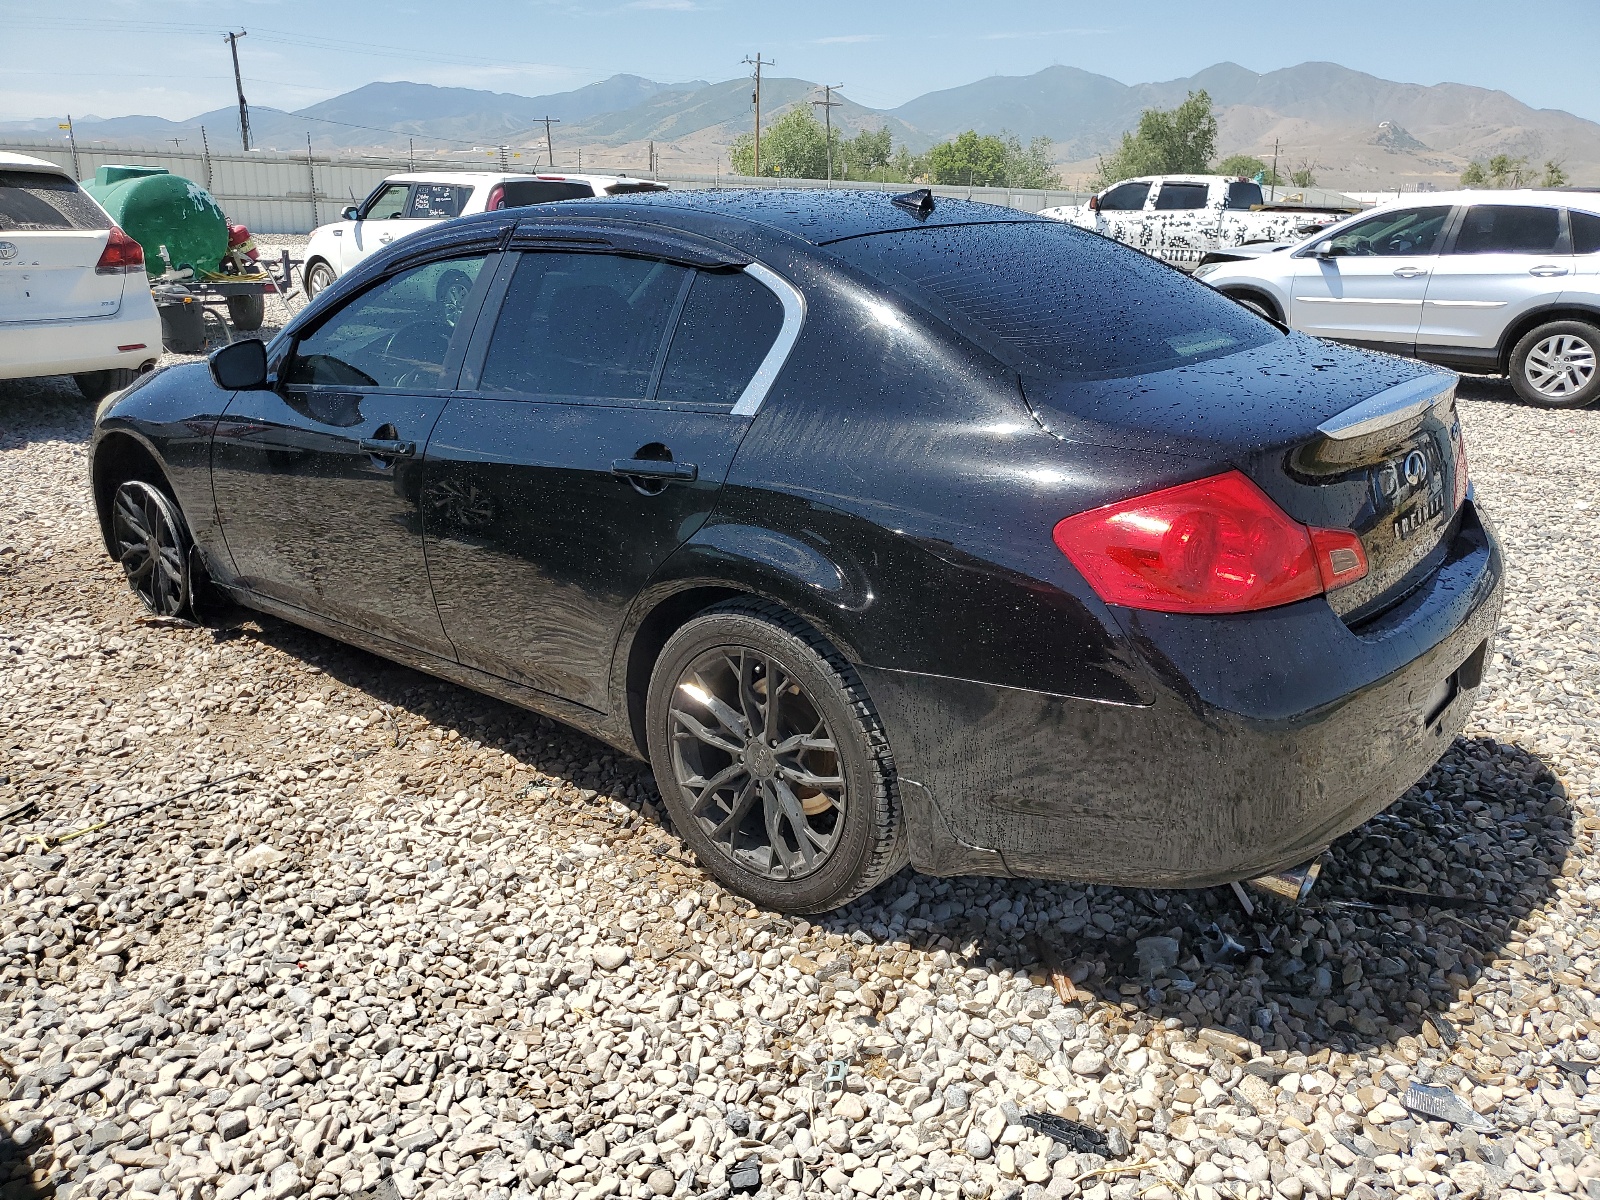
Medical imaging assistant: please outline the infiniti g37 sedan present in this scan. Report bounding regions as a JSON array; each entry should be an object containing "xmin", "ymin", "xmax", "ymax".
[{"xmin": 89, "ymin": 190, "xmax": 1503, "ymax": 913}]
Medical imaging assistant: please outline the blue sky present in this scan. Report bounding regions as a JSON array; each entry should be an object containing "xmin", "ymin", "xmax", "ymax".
[{"xmin": 3, "ymin": 0, "xmax": 1595, "ymax": 125}]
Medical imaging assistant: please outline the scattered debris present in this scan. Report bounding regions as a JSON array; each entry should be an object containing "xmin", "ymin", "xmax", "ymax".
[
  {"xmin": 1229, "ymin": 880, "xmax": 1255, "ymax": 917},
  {"xmin": 1370, "ymin": 885, "xmax": 1485, "ymax": 910},
  {"xmin": 1245, "ymin": 1060, "xmax": 1291, "ymax": 1084},
  {"xmin": 1198, "ymin": 1028, "xmax": 1255, "ymax": 1058},
  {"xmin": 1427, "ymin": 1013, "xmax": 1461, "ymax": 1050},
  {"xmin": 1020, "ymin": 1112, "xmax": 1121, "ymax": 1158},
  {"xmin": 1402, "ymin": 1081, "xmax": 1495, "ymax": 1131},
  {"xmin": 821, "ymin": 1059, "xmax": 850, "ymax": 1094},
  {"xmin": 1134, "ymin": 935, "xmax": 1181, "ymax": 979},
  {"xmin": 1201, "ymin": 922, "xmax": 1249, "ymax": 964}
]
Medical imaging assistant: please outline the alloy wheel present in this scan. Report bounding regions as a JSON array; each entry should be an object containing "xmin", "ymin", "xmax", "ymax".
[
  {"xmin": 305, "ymin": 262, "xmax": 336, "ymax": 298},
  {"xmin": 1525, "ymin": 333, "xmax": 1597, "ymax": 400},
  {"xmin": 111, "ymin": 481, "xmax": 189, "ymax": 616},
  {"xmin": 667, "ymin": 645, "xmax": 846, "ymax": 881}
]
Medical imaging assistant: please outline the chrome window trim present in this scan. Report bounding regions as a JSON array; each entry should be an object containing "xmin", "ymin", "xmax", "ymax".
[
  {"xmin": 730, "ymin": 261, "xmax": 806, "ymax": 418},
  {"xmin": 1317, "ymin": 372, "xmax": 1457, "ymax": 441}
]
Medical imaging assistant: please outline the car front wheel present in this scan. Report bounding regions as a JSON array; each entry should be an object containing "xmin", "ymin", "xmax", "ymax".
[
  {"xmin": 303, "ymin": 260, "xmax": 337, "ymax": 299},
  {"xmin": 1510, "ymin": 320, "xmax": 1600, "ymax": 408},
  {"xmin": 110, "ymin": 479, "xmax": 193, "ymax": 618},
  {"xmin": 646, "ymin": 599, "xmax": 906, "ymax": 913}
]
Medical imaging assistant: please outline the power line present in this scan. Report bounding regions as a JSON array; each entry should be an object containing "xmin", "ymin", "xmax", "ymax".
[
  {"xmin": 224, "ymin": 31, "xmax": 251, "ymax": 153},
  {"xmin": 812, "ymin": 83, "xmax": 843, "ymax": 184},
  {"xmin": 536, "ymin": 116, "xmax": 561, "ymax": 170},
  {"xmin": 742, "ymin": 53, "xmax": 773, "ymax": 177}
]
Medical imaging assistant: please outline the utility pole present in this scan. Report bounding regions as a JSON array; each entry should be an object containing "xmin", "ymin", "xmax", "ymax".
[
  {"xmin": 224, "ymin": 31, "xmax": 251, "ymax": 152},
  {"xmin": 649, "ymin": 140, "xmax": 655, "ymax": 179},
  {"xmin": 1270, "ymin": 137, "xmax": 1280, "ymax": 203},
  {"xmin": 812, "ymin": 84, "xmax": 843, "ymax": 184},
  {"xmin": 59, "ymin": 115, "xmax": 79, "ymax": 179},
  {"xmin": 200, "ymin": 126, "xmax": 212, "ymax": 188},
  {"xmin": 408, "ymin": 137, "xmax": 414, "ymax": 171},
  {"xmin": 537, "ymin": 117, "xmax": 560, "ymax": 169},
  {"xmin": 742, "ymin": 53, "xmax": 773, "ymax": 176}
]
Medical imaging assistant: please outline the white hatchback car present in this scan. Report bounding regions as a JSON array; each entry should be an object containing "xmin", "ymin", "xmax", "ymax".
[
  {"xmin": 1196, "ymin": 190, "xmax": 1600, "ymax": 408},
  {"xmin": 302, "ymin": 171, "xmax": 668, "ymax": 298},
  {"xmin": 1, "ymin": 151, "xmax": 161, "ymax": 400}
]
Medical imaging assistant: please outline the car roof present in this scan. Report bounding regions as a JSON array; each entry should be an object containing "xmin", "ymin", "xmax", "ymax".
[
  {"xmin": 0, "ymin": 151, "xmax": 71, "ymax": 176},
  {"xmin": 518, "ymin": 188, "xmax": 1045, "ymax": 246},
  {"xmin": 382, "ymin": 172, "xmax": 546, "ymax": 185},
  {"xmin": 1367, "ymin": 188, "xmax": 1600, "ymax": 213}
]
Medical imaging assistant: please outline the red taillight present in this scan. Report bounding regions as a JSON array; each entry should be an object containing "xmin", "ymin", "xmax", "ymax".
[
  {"xmin": 1053, "ymin": 470, "xmax": 1368, "ymax": 614},
  {"xmin": 485, "ymin": 184, "xmax": 506, "ymax": 211},
  {"xmin": 95, "ymin": 226, "xmax": 145, "ymax": 275}
]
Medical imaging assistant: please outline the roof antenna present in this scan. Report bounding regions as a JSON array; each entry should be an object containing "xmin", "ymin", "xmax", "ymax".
[{"xmin": 891, "ymin": 188, "xmax": 935, "ymax": 218}]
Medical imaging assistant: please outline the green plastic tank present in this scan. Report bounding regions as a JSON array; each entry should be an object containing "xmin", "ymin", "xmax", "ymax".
[{"xmin": 81, "ymin": 165, "xmax": 229, "ymax": 278}]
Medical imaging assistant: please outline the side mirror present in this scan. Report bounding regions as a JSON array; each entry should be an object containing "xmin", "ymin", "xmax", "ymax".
[
  {"xmin": 342, "ymin": 205, "xmax": 360, "ymax": 221},
  {"xmin": 1311, "ymin": 240, "xmax": 1337, "ymax": 259},
  {"xmin": 209, "ymin": 339, "xmax": 269, "ymax": 391},
  {"xmin": 1087, "ymin": 195, "xmax": 1101, "ymax": 212}
]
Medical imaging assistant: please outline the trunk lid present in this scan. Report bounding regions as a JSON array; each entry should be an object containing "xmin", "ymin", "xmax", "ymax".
[
  {"xmin": 1022, "ymin": 336, "xmax": 1465, "ymax": 622},
  {"xmin": 0, "ymin": 229, "xmax": 125, "ymax": 323}
]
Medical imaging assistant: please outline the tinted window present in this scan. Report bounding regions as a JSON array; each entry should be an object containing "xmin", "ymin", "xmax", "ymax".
[
  {"xmin": 499, "ymin": 181, "xmax": 595, "ymax": 207},
  {"xmin": 1226, "ymin": 181, "xmax": 1264, "ymax": 210},
  {"xmin": 407, "ymin": 184, "xmax": 471, "ymax": 219},
  {"xmin": 1154, "ymin": 183, "xmax": 1209, "ymax": 211},
  {"xmin": 363, "ymin": 184, "xmax": 411, "ymax": 220},
  {"xmin": 1325, "ymin": 206, "xmax": 1451, "ymax": 257},
  {"xmin": 284, "ymin": 256, "xmax": 486, "ymax": 388},
  {"xmin": 1098, "ymin": 182, "xmax": 1150, "ymax": 212},
  {"xmin": 605, "ymin": 182, "xmax": 670, "ymax": 196},
  {"xmin": 1573, "ymin": 210, "xmax": 1600, "ymax": 255},
  {"xmin": 656, "ymin": 271, "xmax": 784, "ymax": 408},
  {"xmin": 1451, "ymin": 205, "xmax": 1563, "ymax": 255},
  {"xmin": 830, "ymin": 221, "xmax": 1279, "ymax": 381},
  {"xmin": 479, "ymin": 252, "xmax": 689, "ymax": 401},
  {"xmin": 0, "ymin": 171, "xmax": 111, "ymax": 232}
]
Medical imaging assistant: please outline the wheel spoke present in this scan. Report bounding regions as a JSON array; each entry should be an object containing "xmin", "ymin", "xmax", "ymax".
[
  {"xmin": 769, "ymin": 778, "xmax": 820, "ymax": 869},
  {"xmin": 671, "ymin": 707, "xmax": 743, "ymax": 757},
  {"xmin": 710, "ymin": 776, "xmax": 759, "ymax": 840},
  {"xmin": 730, "ymin": 649, "xmax": 767, "ymax": 737},
  {"xmin": 776, "ymin": 764, "xmax": 844, "ymax": 790},
  {"xmin": 761, "ymin": 783, "xmax": 801, "ymax": 874},
  {"xmin": 680, "ymin": 676, "xmax": 750, "ymax": 744},
  {"xmin": 686, "ymin": 762, "xmax": 749, "ymax": 813},
  {"xmin": 772, "ymin": 731, "xmax": 835, "ymax": 755}
]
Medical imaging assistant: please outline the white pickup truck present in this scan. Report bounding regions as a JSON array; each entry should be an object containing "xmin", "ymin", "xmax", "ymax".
[{"xmin": 1041, "ymin": 175, "xmax": 1353, "ymax": 271}]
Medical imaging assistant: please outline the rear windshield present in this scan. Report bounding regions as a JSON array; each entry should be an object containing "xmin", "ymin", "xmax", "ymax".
[
  {"xmin": 606, "ymin": 182, "xmax": 669, "ymax": 196},
  {"xmin": 500, "ymin": 181, "xmax": 595, "ymax": 206},
  {"xmin": 0, "ymin": 170, "xmax": 112, "ymax": 232},
  {"xmin": 829, "ymin": 220, "xmax": 1279, "ymax": 381}
]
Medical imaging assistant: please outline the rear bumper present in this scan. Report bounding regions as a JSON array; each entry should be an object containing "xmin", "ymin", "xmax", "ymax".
[
  {"xmin": 0, "ymin": 305, "xmax": 162, "ymax": 380},
  {"xmin": 863, "ymin": 503, "xmax": 1504, "ymax": 888}
]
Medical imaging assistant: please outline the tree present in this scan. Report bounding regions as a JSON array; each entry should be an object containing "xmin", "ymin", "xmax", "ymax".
[
  {"xmin": 1290, "ymin": 164, "xmax": 1317, "ymax": 188},
  {"xmin": 1004, "ymin": 134, "xmax": 1062, "ymax": 189},
  {"xmin": 728, "ymin": 107, "xmax": 838, "ymax": 178},
  {"xmin": 1461, "ymin": 154, "xmax": 1532, "ymax": 189},
  {"xmin": 1216, "ymin": 154, "xmax": 1283, "ymax": 186},
  {"xmin": 841, "ymin": 126, "xmax": 893, "ymax": 179},
  {"xmin": 1094, "ymin": 90, "xmax": 1217, "ymax": 186},
  {"xmin": 1542, "ymin": 159, "xmax": 1569, "ymax": 187},
  {"xmin": 918, "ymin": 129, "xmax": 1061, "ymax": 188},
  {"xmin": 1460, "ymin": 160, "xmax": 1488, "ymax": 187}
]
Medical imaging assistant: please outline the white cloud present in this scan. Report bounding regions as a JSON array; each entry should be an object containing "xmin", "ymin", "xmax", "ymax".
[{"xmin": 813, "ymin": 34, "xmax": 885, "ymax": 45}]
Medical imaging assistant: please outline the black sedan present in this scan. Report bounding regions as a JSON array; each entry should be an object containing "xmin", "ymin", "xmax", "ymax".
[{"xmin": 89, "ymin": 189, "xmax": 1503, "ymax": 913}]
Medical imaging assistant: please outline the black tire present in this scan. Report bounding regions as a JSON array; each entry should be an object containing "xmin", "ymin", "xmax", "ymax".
[
  {"xmin": 303, "ymin": 259, "xmax": 337, "ymax": 299},
  {"xmin": 1508, "ymin": 320, "xmax": 1600, "ymax": 408},
  {"xmin": 645, "ymin": 599, "xmax": 906, "ymax": 914},
  {"xmin": 109, "ymin": 479, "xmax": 193, "ymax": 618},
  {"xmin": 436, "ymin": 269, "xmax": 473, "ymax": 328},
  {"xmin": 226, "ymin": 293, "xmax": 265, "ymax": 331},
  {"xmin": 73, "ymin": 368, "xmax": 140, "ymax": 402},
  {"xmin": 1226, "ymin": 291, "xmax": 1278, "ymax": 322}
]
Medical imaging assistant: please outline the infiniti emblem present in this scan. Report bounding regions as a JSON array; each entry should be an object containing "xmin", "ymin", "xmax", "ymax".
[
  {"xmin": 0, "ymin": 242, "xmax": 17, "ymax": 261},
  {"xmin": 1403, "ymin": 449, "xmax": 1429, "ymax": 487}
]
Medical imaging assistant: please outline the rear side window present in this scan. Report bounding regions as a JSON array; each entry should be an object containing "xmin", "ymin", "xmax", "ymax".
[
  {"xmin": 656, "ymin": 270, "xmax": 784, "ymax": 408},
  {"xmin": 830, "ymin": 221, "xmax": 1279, "ymax": 381},
  {"xmin": 1451, "ymin": 205, "xmax": 1563, "ymax": 255},
  {"xmin": 1573, "ymin": 210, "xmax": 1600, "ymax": 255},
  {"xmin": 0, "ymin": 170, "xmax": 112, "ymax": 232},
  {"xmin": 1226, "ymin": 181, "xmax": 1264, "ymax": 210},
  {"xmin": 499, "ymin": 181, "xmax": 596, "ymax": 206},
  {"xmin": 1154, "ymin": 183, "xmax": 1209, "ymax": 211},
  {"xmin": 479, "ymin": 251, "xmax": 689, "ymax": 401},
  {"xmin": 407, "ymin": 184, "xmax": 471, "ymax": 219},
  {"xmin": 605, "ymin": 182, "xmax": 669, "ymax": 196},
  {"xmin": 1098, "ymin": 182, "xmax": 1150, "ymax": 212}
]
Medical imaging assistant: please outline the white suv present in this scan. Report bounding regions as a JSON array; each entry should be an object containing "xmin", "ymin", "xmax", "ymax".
[
  {"xmin": 1, "ymin": 151, "xmax": 161, "ymax": 400},
  {"xmin": 302, "ymin": 171, "xmax": 668, "ymax": 297},
  {"xmin": 1196, "ymin": 190, "xmax": 1600, "ymax": 408}
]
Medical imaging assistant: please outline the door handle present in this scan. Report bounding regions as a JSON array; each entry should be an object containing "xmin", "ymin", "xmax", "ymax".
[
  {"xmin": 611, "ymin": 458, "xmax": 697, "ymax": 482},
  {"xmin": 359, "ymin": 438, "xmax": 416, "ymax": 458},
  {"xmin": 1392, "ymin": 267, "xmax": 1428, "ymax": 278},
  {"xmin": 1529, "ymin": 265, "xmax": 1570, "ymax": 277}
]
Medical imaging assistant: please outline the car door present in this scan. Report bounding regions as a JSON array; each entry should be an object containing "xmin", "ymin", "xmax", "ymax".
[
  {"xmin": 1289, "ymin": 205, "xmax": 1452, "ymax": 349},
  {"xmin": 1419, "ymin": 203, "xmax": 1571, "ymax": 353},
  {"xmin": 210, "ymin": 250, "xmax": 495, "ymax": 657},
  {"xmin": 1148, "ymin": 179, "xmax": 1214, "ymax": 268},
  {"xmin": 1094, "ymin": 179, "xmax": 1154, "ymax": 253},
  {"xmin": 422, "ymin": 245, "xmax": 792, "ymax": 710},
  {"xmin": 341, "ymin": 182, "xmax": 410, "ymax": 271},
  {"xmin": 1573, "ymin": 208, "xmax": 1600, "ymax": 278}
]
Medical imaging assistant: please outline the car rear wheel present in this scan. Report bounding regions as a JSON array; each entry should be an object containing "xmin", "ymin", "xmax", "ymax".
[
  {"xmin": 645, "ymin": 599, "xmax": 905, "ymax": 913},
  {"xmin": 110, "ymin": 480, "xmax": 193, "ymax": 618},
  {"xmin": 303, "ymin": 260, "xmax": 337, "ymax": 299},
  {"xmin": 73, "ymin": 369, "xmax": 141, "ymax": 402},
  {"xmin": 1225, "ymin": 291, "xmax": 1278, "ymax": 322},
  {"xmin": 1510, "ymin": 320, "xmax": 1600, "ymax": 408},
  {"xmin": 226, "ymin": 293, "xmax": 266, "ymax": 331}
]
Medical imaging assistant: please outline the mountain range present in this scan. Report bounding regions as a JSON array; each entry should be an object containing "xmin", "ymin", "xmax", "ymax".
[{"xmin": 5, "ymin": 61, "xmax": 1598, "ymax": 188}]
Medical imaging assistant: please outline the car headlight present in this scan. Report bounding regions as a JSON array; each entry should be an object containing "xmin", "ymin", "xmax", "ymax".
[{"xmin": 1192, "ymin": 262, "xmax": 1224, "ymax": 280}]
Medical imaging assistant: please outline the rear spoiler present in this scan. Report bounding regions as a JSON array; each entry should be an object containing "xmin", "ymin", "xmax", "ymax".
[{"xmin": 1317, "ymin": 373, "xmax": 1457, "ymax": 442}]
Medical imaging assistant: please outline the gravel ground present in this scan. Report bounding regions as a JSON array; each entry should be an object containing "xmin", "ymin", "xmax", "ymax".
[{"xmin": 2, "ymin": 290, "xmax": 1599, "ymax": 1200}]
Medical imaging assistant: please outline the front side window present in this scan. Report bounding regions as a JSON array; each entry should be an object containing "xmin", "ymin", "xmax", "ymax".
[
  {"xmin": 1573, "ymin": 210, "xmax": 1600, "ymax": 256},
  {"xmin": 656, "ymin": 270, "xmax": 785, "ymax": 408},
  {"xmin": 478, "ymin": 251, "xmax": 689, "ymax": 401},
  {"xmin": 363, "ymin": 184, "xmax": 411, "ymax": 220},
  {"xmin": 1154, "ymin": 183, "xmax": 1209, "ymax": 211},
  {"xmin": 1226, "ymin": 181, "xmax": 1264, "ymax": 210},
  {"xmin": 0, "ymin": 171, "xmax": 112, "ymax": 232},
  {"xmin": 284, "ymin": 256, "xmax": 486, "ymax": 389},
  {"xmin": 1098, "ymin": 182, "xmax": 1151, "ymax": 212},
  {"xmin": 830, "ymin": 220, "xmax": 1278, "ymax": 382},
  {"xmin": 498, "ymin": 181, "xmax": 595, "ymax": 207},
  {"xmin": 1323, "ymin": 206, "xmax": 1451, "ymax": 257},
  {"xmin": 1450, "ymin": 205, "xmax": 1563, "ymax": 255},
  {"xmin": 407, "ymin": 184, "xmax": 472, "ymax": 219}
]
